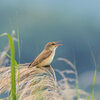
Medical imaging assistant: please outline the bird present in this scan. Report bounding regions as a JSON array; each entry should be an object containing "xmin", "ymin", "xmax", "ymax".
[{"xmin": 28, "ymin": 41, "xmax": 62, "ymax": 68}]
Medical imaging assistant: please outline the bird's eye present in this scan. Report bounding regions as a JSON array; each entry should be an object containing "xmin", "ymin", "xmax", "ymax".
[{"xmin": 52, "ymin": 43, "xmax": 55, "ymax": 45}]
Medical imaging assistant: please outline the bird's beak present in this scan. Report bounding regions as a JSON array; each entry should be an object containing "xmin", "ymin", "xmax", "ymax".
[{"xmin": 55, "ymin": 41, "xmax": 62, "ymax": 47}]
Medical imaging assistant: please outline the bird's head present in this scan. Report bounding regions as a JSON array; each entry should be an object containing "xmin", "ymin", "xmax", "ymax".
[{"xmin": 45, "ymin": 41, "xmax": 62, "ymax": 51}]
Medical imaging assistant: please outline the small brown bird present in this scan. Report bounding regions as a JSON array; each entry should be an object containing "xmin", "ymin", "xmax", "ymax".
[{"xmin": 28, "ymin": 41, "xmax": 62, "ymax": 68}]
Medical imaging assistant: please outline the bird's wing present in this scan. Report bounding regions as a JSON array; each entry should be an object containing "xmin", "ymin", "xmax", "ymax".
[{"xmin": 28, "ymin": 50, "xmax": 52, "ymax": 68}]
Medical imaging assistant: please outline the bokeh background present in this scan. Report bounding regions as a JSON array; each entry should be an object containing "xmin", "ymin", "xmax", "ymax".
[{"xmin": 0, "ymin": 0, "xmax": 100, "ymax": 99}]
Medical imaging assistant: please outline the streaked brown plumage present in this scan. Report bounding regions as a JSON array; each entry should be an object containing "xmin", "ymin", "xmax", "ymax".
[{"xmin": 28, "ymin": 41, "xmax": 62, "ymax": 68}]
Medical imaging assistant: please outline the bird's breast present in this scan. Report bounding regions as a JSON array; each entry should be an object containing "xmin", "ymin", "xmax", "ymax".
[{"xmin": 39, "ymin": 50, "xmax": 55, "ymax": 66}]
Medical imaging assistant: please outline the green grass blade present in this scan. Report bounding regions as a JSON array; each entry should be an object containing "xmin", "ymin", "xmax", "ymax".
[
  {"xmin": 6, "ymin": 53, "xmax": 17, "ymax": 69},
  {"xmin": 17, "ymin": 28, "xmax": 21, "ymax": 63},
  {"xmin": 73, "ymin": 57, "xmax": 80, "ymax": 100},
  {"xmin": 88, "ymin": 95, "xmax": 91, "ymax": 100},
  {"xmin": 0, "ymin": 33, "xmax": 16, "ymax": 100},
  {"xmin": 16, "ymin": 28, "xmax": 21, "ymax": 100},
  {"xmin": 90, "ymin": 51, "xmax": 97, "ymax": 100},
  {"xmin": 91, "ymin": 69, "xmax": 96, "ymax": 100},
  {"xmin": 88, "ymin": 45, "xmax": 97, "ymax": 100},
  {"xmin": 9, "ymin": 90, "xmax": 11, "ymax": 100}
]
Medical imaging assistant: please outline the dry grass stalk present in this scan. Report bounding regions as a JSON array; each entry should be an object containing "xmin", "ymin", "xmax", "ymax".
[
  {"xmin": 0, "ymin": 57, "xmax": 89, "ymax": 100},
  {"xmin": 0, "ymin": 64, "xmax": 60, "ymax": 100},
  {"xmin": 57, "ymin": 57, "xmax": 89, "ymax": 100}
]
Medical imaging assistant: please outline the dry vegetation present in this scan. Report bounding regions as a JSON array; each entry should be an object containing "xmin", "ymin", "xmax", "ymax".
[
  {"xmin": 0, "ymin": 64, "xmax": 59, "ymax": 100},
  {"xmin": 0, "ymin": 61, "xmax": 89, "ymax": 100}
]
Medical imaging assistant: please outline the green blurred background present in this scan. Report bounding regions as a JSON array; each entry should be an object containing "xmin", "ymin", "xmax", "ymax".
[{"xmin": 0, "ymin": 0, "xmax": 100, "ymax": 99}]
